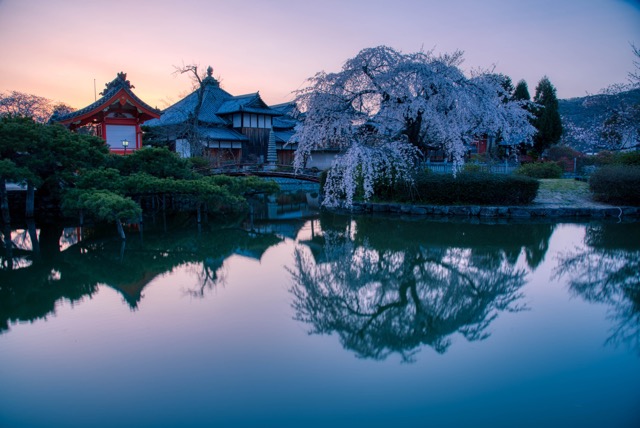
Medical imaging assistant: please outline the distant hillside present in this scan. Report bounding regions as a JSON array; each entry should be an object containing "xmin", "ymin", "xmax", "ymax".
[{"xmin": 559, "ymin": 88, "xmax": 640, "ymax": 152}]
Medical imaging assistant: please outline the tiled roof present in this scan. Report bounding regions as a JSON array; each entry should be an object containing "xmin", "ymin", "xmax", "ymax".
[
  {"xmin": 147, "ymin": 74, "xmax": 279, "ymax": 129},
  {"xmin": 273, "ymin": 116, "xmax": 297, "ymax": 129},
  {"xmin": 270, "ymin": 101, "xmax": 300, "ymax": 130},
  {"xmin": 51, "ymin": 72, "xmax": 160, "ymax": 123},
  {"xmin": 217, "ymin": 93, "xmax": 279, "ymax": 116},
  {"xmin": 270, "ymin": 102, "xmax": 296, "ymax": 115},
  {"xmin": 146, "ymin": 79, "xmax": 233, "ymax": 127},
  {"xmin": 274, "ymin": 130, "xmax": 296, "ymax": 144},
  {"xmin": 198, "ymin": 126, "xmax": 248, "ymax": 141}
]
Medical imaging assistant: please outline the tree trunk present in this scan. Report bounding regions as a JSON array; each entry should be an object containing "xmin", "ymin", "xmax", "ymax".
[
  {"xmin": 27, "ymin": 219, "xmax": 40, "ymax": 261},
  {"xmin": 0, "ymin": 179, "xmax": 10, "ymax": 225},
  {"xmin": 119, "ymin": 240, "xmax": 126, "ymax": 262},
  {"xmin": 25, "ymin": 182, "xmax": 35, "ymax": 218},
  {"xmin": 2, "ymin": 223, "xmax": 13, "ymax": 270},
  {"xmin": 116, "ymin": 220, "xmax": 126, "ymax": 240}
]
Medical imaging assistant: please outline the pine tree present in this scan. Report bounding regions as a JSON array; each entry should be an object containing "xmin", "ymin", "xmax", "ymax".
[
  {"xmin": 513, "ymin": 80, "xmax": 530, "ymax": 101},
  {"xmin": 532, "ymin": 77, "xmax": 563, "ymax": 155},
  {"xmin": 511, "ymin": 80, "xmax": 533, "ymax": 158}
]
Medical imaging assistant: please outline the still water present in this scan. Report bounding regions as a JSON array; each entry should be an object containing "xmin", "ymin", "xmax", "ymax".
[{"xmin": 1, "ymin": 211, "xmax": 639, "ymax": 427}]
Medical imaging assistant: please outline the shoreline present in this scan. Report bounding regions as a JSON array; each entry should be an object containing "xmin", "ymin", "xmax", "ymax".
[{"xmin": 337, "ymin": 202, "xmax": 640, "ymax": 219}]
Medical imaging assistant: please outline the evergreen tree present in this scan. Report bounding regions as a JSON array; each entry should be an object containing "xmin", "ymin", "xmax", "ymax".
[
  {"xmin": 513, "ymin": 80, "xmax": 531, "ymax": 101},
  {"xmin": 532, "ymin": 76, "xmax": 563, "ymax": 155}
]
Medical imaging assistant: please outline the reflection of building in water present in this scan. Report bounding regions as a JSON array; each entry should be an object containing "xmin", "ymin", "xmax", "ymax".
[
  {"xmin": 0, "ymin": 222, "xmax": 284, "ymax": 328},
  {"xmin": 248, "ymin": 179, "xmax": 320, "ymax": 223},
  {"xmin": 245, "ymin": 217, "xmax": 309, "ymax": 241}
]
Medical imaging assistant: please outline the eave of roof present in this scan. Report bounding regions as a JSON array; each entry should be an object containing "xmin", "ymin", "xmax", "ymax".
[
  {"xmin": 146, "ymin": 80, "xmax": 234, "ymax": 127},
  {"xmin": 198, "ymin": 126, "xmax": 249, "ymax": 141},
  {"xmin": 217, "ymin": 93, "xmax": 280, "ymax": 116},
  {"xmin": 53, "ymin": 76, "xmax": 160, "ymax": 125},
  {"xmin": 274, "ymin": 130, "xmax": 295, "ymax": 143}
]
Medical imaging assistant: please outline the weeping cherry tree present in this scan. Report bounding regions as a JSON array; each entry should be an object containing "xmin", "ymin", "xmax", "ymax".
[{"xmin": 292, "ymin": 46, "xmax": 536, "ymax": 207}]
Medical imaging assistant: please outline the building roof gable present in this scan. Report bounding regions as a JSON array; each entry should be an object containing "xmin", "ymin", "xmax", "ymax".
[
  {"xmin": 145, "ymin": 66, "xmax": 281, "ymax": 132},
  {"xmin": 217, "ymin": 92, "xmax": 279, "ymax": 116},
  {"xmin": 145, "ymin": 70, "xmax": 236, "ymax": 127},
  {"xmin": 51, "ymin": 72, "xmax": 160, "ymax": 126}
]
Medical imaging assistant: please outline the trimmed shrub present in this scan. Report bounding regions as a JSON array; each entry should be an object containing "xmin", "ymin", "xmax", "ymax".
[
  {"xmin": 589, "ymin": 165, "xmax": 640, "ymax": 206},
  {"xmin": 613, "ymin": 151, "xmax": 640, "ymax": 166},
  {"xmin": 395, "ymin": 172, "xmax": 539, "ymax": 205},
  {"xmin": 546, "ymin": 145, "xmax": 584, "ymax": 161},
  {"xmin": 462, "ymin": 163, "xmax": 484, "ymax": 173},
  {"xmin": 514, "ymin": 162, "xmax": 563, "ymax": 179}
]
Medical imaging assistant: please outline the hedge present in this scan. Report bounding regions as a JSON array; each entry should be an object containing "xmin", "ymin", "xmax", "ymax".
[
  {"xmin": 613, "ymin": 151, "xmax": 640, "ymax": 166},
  {"xmin": 589, "ymin": 165, "xmax": 640, "ymax": 206},
  {"xmin": 514, "ymin": 162, "xmax": 563, "ymax": 179},
  {"xmin": 394, "ymin": 172, "xmax": 539, "ymax": 205}
]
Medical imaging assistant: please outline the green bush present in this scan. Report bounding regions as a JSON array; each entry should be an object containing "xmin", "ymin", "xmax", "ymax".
[
  {"xmin": 514, "ymin": 162, "xmax": 563, "ymax": 179},
  {"xmin": 462, "ymin": 163, "xmax": 484, "ymax": 173},
  {"xmin": 589, "ymin": 165, "xmax": 640, "ymax": 206},
  {"xmin": 546, "ymin": 145, "xmax": 584, "ymax": 162},
  {"xmin": 394, "ymin": 172, "xmax": 539, "ymax": 205},
  {"xmin": 613, "ymin": 151, "xmax": 640, "ymax": 166}
]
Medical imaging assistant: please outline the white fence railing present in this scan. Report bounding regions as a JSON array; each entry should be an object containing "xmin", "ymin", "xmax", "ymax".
[{"xmin": 424, "ymin": 162, "xmax": 518, "ymax": 175}]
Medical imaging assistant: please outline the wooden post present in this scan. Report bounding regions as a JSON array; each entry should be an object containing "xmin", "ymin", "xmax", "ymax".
[
  {"xmin": 25, "ymin": 182, "xmax": 35, "ymax": 218},
  {"xmin": 27, "ymin": 219, "xmax": 40, "ymax": 261},
  {"xmin": 2, "ymin": 223, "xmax": 13, "ymax": 270},
  {"xmin": 116, "ymin": 220, "xmax": 126, "ymax": 240},
  {"xmin": 0, "ymin": 179, "xmax": 10, "ymax": 225}
]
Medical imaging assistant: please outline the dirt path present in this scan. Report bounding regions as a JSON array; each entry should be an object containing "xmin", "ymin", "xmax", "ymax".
[{"xmin": 532, "ymin": 179, "xmax": 611, "ymax": 208}]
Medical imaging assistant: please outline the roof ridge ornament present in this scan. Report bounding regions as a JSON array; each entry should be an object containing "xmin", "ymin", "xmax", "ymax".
[
  {"xmin": 100, "ymin": 72, "xmax": 134, "ymax": 95},
  {"xmin": 202, "ymin": 65, "xmax": 220, "ymax": 87}
]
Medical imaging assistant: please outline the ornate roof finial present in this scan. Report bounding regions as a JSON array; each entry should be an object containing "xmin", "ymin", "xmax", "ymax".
[
  {"xmin": 202, "ymin": 65, "xmax": 220, "ymax": 87},
  {"xmin": 100, "ymin": 71, "xmax": 134, "ymax": 95}
]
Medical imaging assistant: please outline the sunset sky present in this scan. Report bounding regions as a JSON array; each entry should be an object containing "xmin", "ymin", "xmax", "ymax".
[{"xmin": 1, "ymin": 0, "xmax": 639, "ymax": 111}]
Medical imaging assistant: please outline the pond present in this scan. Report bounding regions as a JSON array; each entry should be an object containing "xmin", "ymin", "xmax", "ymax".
[{"xmin": 1, "ymin": 209, "xmax": 639, "ymax": 427}]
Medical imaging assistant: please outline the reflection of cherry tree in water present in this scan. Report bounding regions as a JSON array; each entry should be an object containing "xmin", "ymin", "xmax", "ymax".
[
  {"xmin": 290, "ymin": 217, "xmax": 537, "ymax": 362},
  {"xmin": 183, "ymin": 257, "xmax": 228, "ymax": 298},
  {"xmin": 555, "ymin": 223, "xmax": 640, "ymax": 355}
]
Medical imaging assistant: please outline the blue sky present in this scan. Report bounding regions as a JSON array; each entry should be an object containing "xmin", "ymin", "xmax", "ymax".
[{"xmin": 0, "ymin": 0, "xmax": 638, "ymax": 109}]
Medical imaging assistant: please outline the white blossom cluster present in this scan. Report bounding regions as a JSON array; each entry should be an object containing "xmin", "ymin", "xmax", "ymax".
[
  {"xmin": 291, "ymin": 46, "xmax": 536, "ymax": 207},
  {"xmin": 562, "ymin": 93, "xmax": 640, "ymax": 152}
]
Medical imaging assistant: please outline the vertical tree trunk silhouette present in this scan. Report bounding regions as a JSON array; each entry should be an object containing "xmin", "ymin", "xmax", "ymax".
[
  {"xmin": 0, "ymin": 179, "xmax": 10, "ymax": 225},
  {"xmin": 25, "ymin": 182, "xmax": 35, "ymax": 218}
]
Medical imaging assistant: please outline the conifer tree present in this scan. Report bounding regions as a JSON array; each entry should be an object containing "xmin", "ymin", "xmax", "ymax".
[
  {"xmin": 532, "ymin": 77, "xmax": 563, "ymax": 155},
  {"xmin": 513, "ymin": 80, "xmax": 531, "ymax": 101}
]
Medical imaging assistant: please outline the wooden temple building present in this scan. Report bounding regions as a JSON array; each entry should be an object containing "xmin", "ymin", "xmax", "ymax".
[
  {"xmin": 144, "ymin": 66, "xmax": 292, "ymax": 165},
  {"xmin": 51, "ymin": 72, "xmax": 160, "ymax": 154},
  {"xmin": 51, "ymin": 67, "xmax": 338, "ymax": 168}
]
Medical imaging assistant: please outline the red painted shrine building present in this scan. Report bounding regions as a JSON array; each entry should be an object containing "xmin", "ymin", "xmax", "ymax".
[{"xmin": 52, "ymin": 72, "xmax": 160, "ymax": 154}]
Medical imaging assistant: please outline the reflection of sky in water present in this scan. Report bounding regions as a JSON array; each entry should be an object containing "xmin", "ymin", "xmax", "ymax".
[{"xmin": 1, "ymin": 220, "xmax": 639, "ymax": 428}]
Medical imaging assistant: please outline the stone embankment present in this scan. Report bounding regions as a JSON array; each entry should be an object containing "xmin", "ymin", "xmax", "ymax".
[
  {"xmin": 325, "ymin": 179, "xmax": 640, "ymax": 219},
  {"xmin": 345, "ymin": 202, "xmax": 639, "ymax": 219}
]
